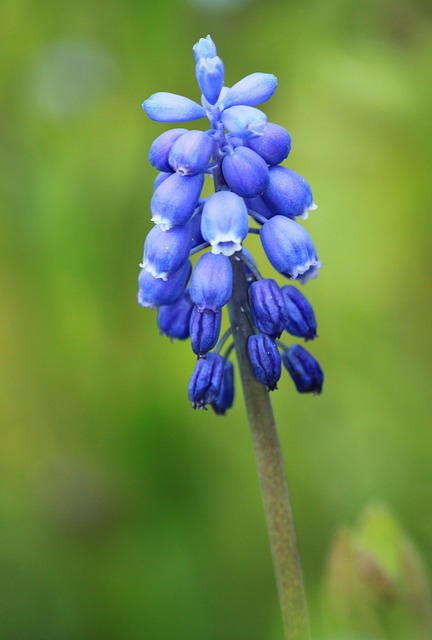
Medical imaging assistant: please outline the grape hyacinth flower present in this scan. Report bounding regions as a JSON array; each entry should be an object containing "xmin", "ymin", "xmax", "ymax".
[{"xmin": 138, "ymin": 35, "xmax": 325, "ymax": 640}]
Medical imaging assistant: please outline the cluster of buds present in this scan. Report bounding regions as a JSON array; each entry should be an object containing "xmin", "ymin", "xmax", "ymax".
[{"xmin": 138, "ymin": 36, "xmax": 323, "ymax": 413}]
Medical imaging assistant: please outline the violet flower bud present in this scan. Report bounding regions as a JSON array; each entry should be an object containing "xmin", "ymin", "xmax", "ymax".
[
  {"xmin": 221, "ymin": 146, "xmax": 269, "ymax": 198},
  {"xmin": 188, "ymin": 352, "xmax": 225, "ymax": 409},
  {"xmin": 247, "ymin": 334, "xmax": 281, "ymax": 391},
  {"xmin": 189, "ymin": 253, "xmax": 233, "ymax": 311},
  {"xmin": 250, "ymin": 278, "xmax": 289, "ymax": 338},
  {"xmin": 282, "ymin": 344, "xmax": 323, "ymax": 394}
]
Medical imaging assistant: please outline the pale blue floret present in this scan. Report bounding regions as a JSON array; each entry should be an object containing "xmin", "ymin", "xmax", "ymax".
[
  {"xmin": 260, "ymin": 216, "xmax": 321, "ymax": 283},
  {"xmin": 201, "ymin": 191, "xmax": 249, "ymax": 256},
  {"xmin": 143, "ymin": 92, "xmax": 206, "ymax": 122},
  {"xmin": 220, "ymin": 73, "xmax": 277, "ymax": 110},
  {"xmin": 262, "ymin": 166, "xmax": 317, "ymax": 219},
  {"xmin": 151, "ymin": 172, "xmax": 204, "ymax": 230},
  {"xmin": 148, "ymin": 128, "xmax": 188, "ymax": 171},
  {"xmin": 168, "ymin": 130, "xmax": 213, "ymax": 176},
  {"xmin": 221, "ymin": 146, "xmax": 269, "ymax": 198},
  {"xmin": 137, "ymin": 260, "xmax": 192, "ymax": 309},
  {"xmin": 192, "ymin": 35, "xmax": 217, "ymax": 61},
  {"xmin": 221, "ymin": 105, "xmax": 267, "ymax": 139},
  {"xmin": 195, "ymin": 56, "xmax": 224, "ymax": 106},
  {"xmin": 141, "ymin": 223, "xmax": 192, "ymax": 280},
  {"xmin": 189, "ymin": 252, "xmax": 232, "ymax": 311}
]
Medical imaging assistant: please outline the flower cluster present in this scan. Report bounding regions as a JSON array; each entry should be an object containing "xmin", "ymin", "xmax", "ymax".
[{"xmin": 138, "ymin": 35, "xmax": 323, "ymax": 413}]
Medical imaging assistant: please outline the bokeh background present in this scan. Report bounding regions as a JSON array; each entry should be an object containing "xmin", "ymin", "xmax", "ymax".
[{"xmin": 1, "ymin": 0, "xmax": 432, "ymax": 638}]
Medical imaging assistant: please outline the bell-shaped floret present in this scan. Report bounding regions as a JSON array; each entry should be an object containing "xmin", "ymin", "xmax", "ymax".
[
  {"xmin": 196, "ymin": 56, "xmax": 224, "ymax": 105},
  {"xmin": 260, "ymin": 216, "xmax": 321, "ymax": 283},
  {"xmin": 211, "ymin": 359, "xmax": 234, "ymax": 415},
  {"xmin": 141, "ymin": 223, "xmax": 192, "ymax": 280},
  {"xmin": 157, "ymin": 289, "xmax": 194, "ymax": 340},
  {"xmin": 201, "ymin": 191, "xmax": 248, "ymax": 256},
  {"xmin": 262, "ymin": 166, "xmax": 316, "ymax": 219},
  {"xmin": 282, "ymin": 285, "xmax": 317, "ymax": 340},
  {"xmin": 137, "ymin": 260, "xmax": 191, "ymax": 309},
  {"xmin": 193, "ymin": 35, "xmax": 217, "ymax": 61},
  {"xmin": 188, "ymin": 352, "xmax": 225, "ymax": 409},
  {"xmin": 221, "ymin": 146, "xmax": 269, "ymax": 198},
  {"xmin": 245, "ymin": 123, "xmax": 291, "ymax": 166},
  {"xmin": 250, "ymin": 278, "xmax": 288, "ymax": 338},
  {"xmin": 282, "ymin": 344, "xmax": 323, "ymax": 394},
  {"xmin": 168, "ymin": 130, "xmax": 213, "ymax": 176},
  {"xmin": 221, "ymin": 105, "xmax": 267, "ymax": 139},
  {"xmin": 190, "ymin": 252, "xmax": 232, "ymax": 311},
  {"xmin": 143, "ymin": 92, "xmax": 206, "ymax": 122},
  {"xmin": 151, "ymin": 172, "xmax": 204, "ymax": 230},
  {"xmin": 148, "ymin": 128, "xmax": 188, "ymax": 172},
  {"xmin": 190, "ymin": 307, "xmax": 222, "ymax": 358},
  {"xmin": 220, "ymin": 73, "xmax": 277, "ymax": 110},
  {"xmin": 247, "ymin": 334, "xmax": 281, "ymax": 391}
]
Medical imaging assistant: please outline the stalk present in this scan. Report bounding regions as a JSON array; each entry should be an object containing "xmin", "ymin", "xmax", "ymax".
[{"xmin": 228, "ymin": 255, "xmax": 311, "ymax": 640}]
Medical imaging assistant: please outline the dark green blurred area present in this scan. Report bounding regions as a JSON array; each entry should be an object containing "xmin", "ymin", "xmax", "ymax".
[{"xmin": 1, "ymin": 0, "xmax": 432, "ymax": 638}]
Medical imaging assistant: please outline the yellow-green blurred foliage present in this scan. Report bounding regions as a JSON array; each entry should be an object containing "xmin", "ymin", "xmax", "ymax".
[{"xmin": 1, "ymin": 0, "xmax": 431, "ymax": 638}]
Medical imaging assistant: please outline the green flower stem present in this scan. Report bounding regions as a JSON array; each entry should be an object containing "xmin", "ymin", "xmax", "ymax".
[{"xmin": 228, "ymin": 254, "xmax": 311, "ymax": 640}]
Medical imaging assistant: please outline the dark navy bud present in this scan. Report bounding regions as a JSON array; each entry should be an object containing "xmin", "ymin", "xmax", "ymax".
[
  {"xmin": 201, "ymin": 191, "xmax": 248, "ymax": 255},
  {"xmin": 282, "ymin": 344, "xmax": 323, "ymax": 394},
  {"xmin": 141, "ymin": 223, "xmax": 192, "ymax": 280},
  {"xmin": 190, "ymin": 307, "xmax": 222, "ymax": 357},
  {"xmin": 188, "ymin": 352, "xmax": 225, "ymax": 409},
  {"xmin": 282, "ymin": 285, "xmax": 317, "ymax": 340},
  {"xmin": 151, "ymin": 172, "xmax": 204, "ymax": 230},
  {"xmin": 221, "ymin": 146, "xmax": 269, "ymax": 198},
  {"xmin": 157, "ymin": 290, "xmax": 194, "ymax": 340},
  {"xmin": 211, "ymin": 360, "xmax": 234, "ymax": 415},
  {"xmin": 262, "ymin": 166, "xmax": 317, "ymax": 219},
  {"xmin": 190, "ymin": 252, "xmax": 233, "ymax": 310},
  {"xmin": 248, "ymin": 334, "xmax": 281, "ymax": 391},
  {"xmin": 148, "ymin": 128, "xmax": 188, "ymax": 172},
  {"xmin": 168, "ymin": 130, "xmax": 213, "ymax": 176},
  {"xmin": 220, "ymin": 73, "xmax": 277, "ymax": 110},
  {"xmin": 154, "ymin": 171, "xmax": 174, "ymax": 190},
  {"xmin": 260, "ymin": 216, "xmax": 321, "ymax": 283},
  {"xmin": 137, "ymin": 260, "xmax": 191, "ymax": 309},
  {"xmin": 143, "ymin": 92, "xmax": 206, "ymax": 122},
  {"xmin": 193, "ymin": 35, "xmax": 217, "ymax": 61},
  {"xmin": 245, "ymin": 123, "xmax": 291, "ymax": 166},
  {"xmin": 196, "ymin": 56, "xmax": 224, "ymax": 105},
  {"xmin": 221, "ymin": 105, "xmax": 267, "ymax": 139},
  {"xmin": 250, "ymin": 278, "xmax": 289, "ymax": 338}
]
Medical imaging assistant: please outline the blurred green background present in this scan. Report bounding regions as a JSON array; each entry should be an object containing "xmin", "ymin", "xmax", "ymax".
[{"xmin": 1, "ymin": 0, "xmax": 432, "ymax": 638}]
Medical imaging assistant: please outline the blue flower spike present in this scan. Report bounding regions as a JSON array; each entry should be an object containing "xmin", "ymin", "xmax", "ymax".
[{"xmin": 138, "ymin": 35, "xmax": 324, "ymax": 412}]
